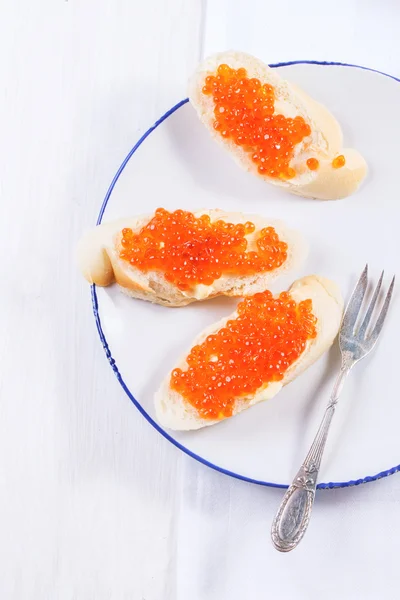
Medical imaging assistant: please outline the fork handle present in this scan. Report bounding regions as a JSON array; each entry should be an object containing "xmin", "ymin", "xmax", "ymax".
[
  {"xmin": 270, "ymin": 478, "xmax": 315, "ymax": 553},
  {"xmin": 271, "ymin": 366, "xmax": 350, "ymax": 552}
]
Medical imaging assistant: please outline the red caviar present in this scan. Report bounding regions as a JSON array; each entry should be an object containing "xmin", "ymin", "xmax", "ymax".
[
  {"xmin": 306, "ymin": 157, "xmax": 319, "ymax": 171},
  {"xmin": 202, "ymin": 64, "xmax": 312, "ymax": 180},
  {"xmin": 332, "ymin": 154, "xmax": 345, "ymax": 169},
  {"xmin": 119, "ymin": 209, "xmax": 288, "ymax": 291},
  {"xmin": 171, "ymin": 291, "xmax": 317, "ymax": 419}
]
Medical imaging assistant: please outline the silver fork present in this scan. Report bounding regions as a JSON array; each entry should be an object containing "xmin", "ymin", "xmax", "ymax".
[{"xmin": 271, "ymin": 265, "xmax": 395, "ymax": 553}]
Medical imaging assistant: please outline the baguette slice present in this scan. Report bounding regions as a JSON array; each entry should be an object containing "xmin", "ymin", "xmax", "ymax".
[
  {"xmin": 155, "ymin": 275, "xmax": 343, "ymax": 430},
  {"xmin": 77, "ymin": 209, "xmax": 307, "ymax": 307},
  {"xmin": 189, "ymin": 51, "xmax": 367, "ymax": 200}
]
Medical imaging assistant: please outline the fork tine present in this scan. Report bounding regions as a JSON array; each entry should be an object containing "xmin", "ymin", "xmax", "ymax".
[
  {"xmin": 358, "ymin": 270, "xmax": 384, "ymax": 339},
  {"xmin": 368, "ymin": 275, "xmax": 395, "ymax": 345},
  {"xmin": 341, "ymin": 264, "xmax": 369, "ymax": 335}
]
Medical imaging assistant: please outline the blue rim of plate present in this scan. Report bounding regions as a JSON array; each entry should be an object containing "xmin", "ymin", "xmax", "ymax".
[{"xmin": 91, "ymin": 60, "xmax": 400, "ymax": 490}]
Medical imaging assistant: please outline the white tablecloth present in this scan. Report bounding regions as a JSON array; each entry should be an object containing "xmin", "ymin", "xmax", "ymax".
[{"xmin": 2, "ymin": 1, "xmax": 400, "ymax": 598}]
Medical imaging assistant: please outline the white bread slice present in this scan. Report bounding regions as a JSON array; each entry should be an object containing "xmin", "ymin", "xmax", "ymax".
[
  {"xmin": 77, "ymin": 209, "xmax": 307, "ymax": 307},
  {"xmin": 155, "ymin": 275, "xmax": 343, "ymax": 430},
  {"xmin": 189, "ymin": 51, "xmax": 367, "ymax": 200}
]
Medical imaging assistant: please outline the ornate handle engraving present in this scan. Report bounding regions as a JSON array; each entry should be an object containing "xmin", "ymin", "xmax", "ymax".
[
  {"xmin": 271, "ymin": 459, "xmax": 318, "ymax": 551},
  {"xmin": 271, "ymin": 366, "xmax": 350, "ymax": 552}
]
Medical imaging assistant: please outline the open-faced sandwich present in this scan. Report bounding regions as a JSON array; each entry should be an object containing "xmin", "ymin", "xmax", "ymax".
[
  {"xmin": 189, "ymin": 51, "xmax": 367, "ymax": 200},
  {"xmin": 77, "ymin": 208, "xmax": 306, "ymax": 306},
  {"xmin": 155, "ymin": 276, "xmax": 343, "ymax": 429}
]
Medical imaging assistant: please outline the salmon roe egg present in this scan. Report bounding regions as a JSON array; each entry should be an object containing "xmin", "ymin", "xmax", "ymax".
[
  {"xmin": 202, "ymin": 64, "xmax": 312, "ymax": 180},
  {"xmin": 119, "ymin": 208, "xmax": 288, "ymax": 291},
  {"xmin": 306, "ymin": 158, "xmax": 319, "ymax": 171},
  {"xmin": 171, "ymin": 291, "xmax": 317, "ymax": 419},
  {"xmin": 332, "ymin": 154, "xmax": 345, "ymax": 169}
]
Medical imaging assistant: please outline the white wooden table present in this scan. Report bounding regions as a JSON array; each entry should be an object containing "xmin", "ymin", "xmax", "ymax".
[{"xmin": 2, "ymin": 1, "xmax": 400, "ymax": 598}]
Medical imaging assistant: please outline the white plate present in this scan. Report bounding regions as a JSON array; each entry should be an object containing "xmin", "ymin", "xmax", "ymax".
[{"xmin": 92, "ymin": 61, "xmax": 400, "ymax": 489}]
